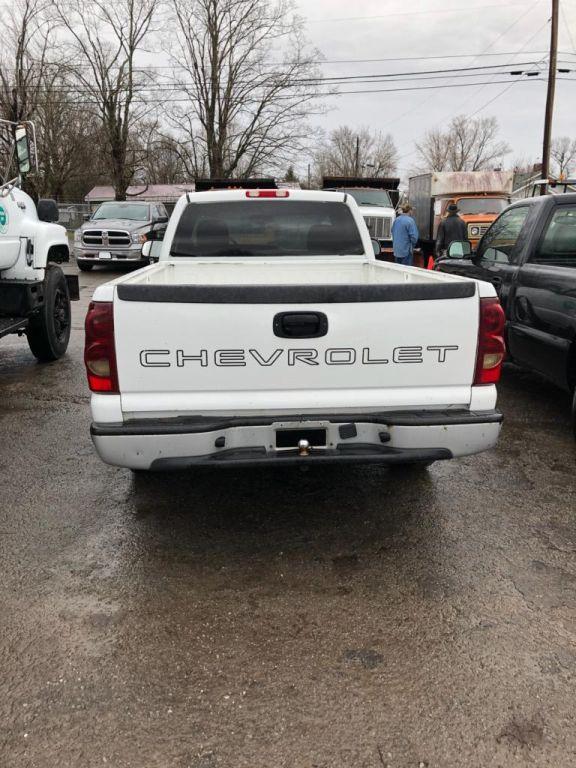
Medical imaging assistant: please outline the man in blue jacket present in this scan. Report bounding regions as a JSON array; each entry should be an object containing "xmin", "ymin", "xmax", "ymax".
[{"xmin": 391, "ymin": 203, "xmax": 419, "ymax": 265}]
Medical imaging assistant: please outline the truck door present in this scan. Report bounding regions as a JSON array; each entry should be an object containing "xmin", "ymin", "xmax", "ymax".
[
  {"xmin": 508, "ymin": 202, "xmax": 576, "ymax": 389},
  {"xmin": 440, "ymin": 205, "xmax": 530, "ymax": 313}
]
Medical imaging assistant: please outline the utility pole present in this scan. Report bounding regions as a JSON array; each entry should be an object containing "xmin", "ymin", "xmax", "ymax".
[
  {"xmin": 541, "ymin": 0, "xmax": 559, "ymax": 194},
  {"xmin": 355, "ymin": 136, "xmax": 360, "ymax": 176}
]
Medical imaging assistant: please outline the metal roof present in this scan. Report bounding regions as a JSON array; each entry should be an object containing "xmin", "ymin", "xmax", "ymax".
[{"xmin": 85, "ymin": 183, "xmax": 196, "ymax": 203}]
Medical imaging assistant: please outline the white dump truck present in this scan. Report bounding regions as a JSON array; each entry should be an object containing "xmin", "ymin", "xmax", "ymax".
[
  {"xmin": 0, "ymin": 120, "xmax": 78, "ymax": 360},
  {"xmin": 321, "ymin": 176, "xmax": 399, "ymax": 258},
  {"xmin": 84, "ymin": 188, "xmax": 505, "ymax": 472}
]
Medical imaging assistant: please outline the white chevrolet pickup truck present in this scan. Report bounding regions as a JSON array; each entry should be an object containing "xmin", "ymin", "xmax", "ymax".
[{"xmin": 84, "ymin": 189, "xmax": 504, "ymax": 471}]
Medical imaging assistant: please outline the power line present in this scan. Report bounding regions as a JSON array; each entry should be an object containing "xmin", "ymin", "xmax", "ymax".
[
  {"xmin": 46, "ymin": 71, "xmax": 569, "ymax": 94},
  {"xmin": 560, "ymin": 1, "xmax": 576, "ymax": 54},
  {"xmin": 14, "ymin": 60, "xmax": 560, "ymax": 94},
  {"xmin": 29, "ymin": 77, "xmax": 575, "ymax": 108},
  {"xmin": 394, "ymin": 15, "xmax": 554, "ymax": 169},
  {"xmin": 305, "ymin": 2, "xmax": 546, "ymax": 23},
  {"xmin": 60, "ymin": 50, "xmax": 562, "ymax": 72},
  {"xmin": 465, "ymin": 33, "xmax": 552, "ymax": 116},
  {"xmin": 316, "ymin": 51, "xmax": 557, "ymax": 65},
  {"xmin": 11, "ymin": 70, "xmax": 564, "ymax": 99},
  {"xmin": 377, "ymin": 0, "xmax": 546, "ymax": 132},
  {"xmin": 297, "ymin": 61, "xmax": 544, "ymax": 83}
]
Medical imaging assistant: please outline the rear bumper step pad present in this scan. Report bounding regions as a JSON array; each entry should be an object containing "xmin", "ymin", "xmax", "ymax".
[{"xmin": 148, "ymin": 445, "xmax": 452, "ymax": 470}]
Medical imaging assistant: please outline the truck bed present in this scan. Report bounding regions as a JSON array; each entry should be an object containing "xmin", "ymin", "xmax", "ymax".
[
  {"xmin": 100, "ymin": 258, "xmax": 479, "ymax": 292},
  {"xmin": 91, "ymin": 258, "xmax": 493, "ymax": 421}
]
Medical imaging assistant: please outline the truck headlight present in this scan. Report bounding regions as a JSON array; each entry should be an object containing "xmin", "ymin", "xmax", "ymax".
[
  {"xmin": 74, "ymin": 230, "xmax": 82, "ymax": 243},
  {"xmin": 470, "ymin": 226, "xmax": 480, "ymax": 236},
  {"xmin": 131, "ymin": 232, "xmax": 147, "ymax": 244}
]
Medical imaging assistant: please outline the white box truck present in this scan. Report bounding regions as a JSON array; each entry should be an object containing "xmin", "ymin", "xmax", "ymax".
[{"xmin": 409, "ymin": 171, "xmax": 514, "ymax": 254}]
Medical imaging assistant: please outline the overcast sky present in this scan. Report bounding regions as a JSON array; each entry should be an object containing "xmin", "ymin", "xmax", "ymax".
[{"xmin": 292, "ymin": 0, "xmax": 576, "ymax": 177}]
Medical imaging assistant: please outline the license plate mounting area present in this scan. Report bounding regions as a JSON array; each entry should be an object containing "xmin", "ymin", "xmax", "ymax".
[{"xmin": 275, "ymin": 428, "xmax": 327, "ymax": 449}]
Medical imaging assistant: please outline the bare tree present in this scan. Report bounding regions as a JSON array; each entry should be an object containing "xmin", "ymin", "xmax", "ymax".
[
  {"xmin": 54, "ymin": 0, "xmax": 158, "ymax": 200},
  {"xmin": 35, "ymin": 73, "xmax": 107, "ymax": 198},
  {"xmin": 413, "ymin": 128, "xmax": 451, "ymax": 173},
  {"xmin": 0, "ymin": 0, "xmax": 54, "ymax": 124},
  {"xmin": 0, "ymin": 0, "xmax": 57, "ymax": 190},
  {"xmin": 551, "ymin": 136, "xmax": 576, "ymax": 178},
  {"xmin": 168, "ymin": 0, "xmax": 323, "ymax": 178},
  {"xmin": 315, "ymin": 125, "xmax": 398, "ymax": 178},
  {"xmin": 134, "ymin": 124, "xmax": 191, "ymax": 184},
  {"xmin": 416, "ymin": 116, "xmax": 510, "ymax": 172},
  {"xmin": 161, "ymin": 112, "xmax": 209, "ymax": 179}
]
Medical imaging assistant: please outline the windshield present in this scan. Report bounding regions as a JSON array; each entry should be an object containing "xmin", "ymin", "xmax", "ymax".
[
  {"xmin": 456, "ymin": 198, "xmax": 509, "ymax": 215},
  {"xmin": 335, "ymin": 188, "xmax": 392, "ymax": 207},
  {"xmin": 92, "ymin": 203, "xmax": 150, "ymax": 221},
  {"xmin": 170, "ymin": 200, "xmax": 364, "ymax": 257}
]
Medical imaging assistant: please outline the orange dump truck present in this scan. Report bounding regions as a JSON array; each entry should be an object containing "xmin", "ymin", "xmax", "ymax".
[{"xmin": 409, "ymin": 171, "xmax": 513, "ymax": 255}]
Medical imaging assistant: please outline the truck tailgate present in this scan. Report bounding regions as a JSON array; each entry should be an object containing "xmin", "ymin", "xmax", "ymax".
[{"xmin": 112, "ymin": 264, "xmax": 479, "ymax": 417}]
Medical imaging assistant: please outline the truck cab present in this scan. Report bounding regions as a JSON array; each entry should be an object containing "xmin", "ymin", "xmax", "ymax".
[
  {"xmin": 440, "ymin": 194, "xmax": 510, "ymax": 248},
  {"xmin": 0, "ymin": 121, "xmax": 78, "ymax": 360}
]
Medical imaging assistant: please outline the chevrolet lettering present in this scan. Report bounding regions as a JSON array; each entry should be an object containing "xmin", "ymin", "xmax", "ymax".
[{"xmin": 139, "ymin": 346, "xmax": 461, "ymax": 368}]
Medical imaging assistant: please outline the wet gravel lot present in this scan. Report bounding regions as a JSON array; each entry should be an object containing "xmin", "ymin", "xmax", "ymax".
[{"xmin": 1, "ymin": 266, "xmax": 575, "ymax": 768}]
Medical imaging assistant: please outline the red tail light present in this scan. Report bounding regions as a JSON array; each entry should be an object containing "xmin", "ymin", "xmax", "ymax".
[
  {"xmin": 84, "ymin": 301, "xmax": 119, "ymax": 393},
  {"xmin": 245, "ymin": 189, "xmax": 289, "ymax": 198},
  {"xmin": 474, "ymin": 297, "xmax": 506, "ymax": 385}
]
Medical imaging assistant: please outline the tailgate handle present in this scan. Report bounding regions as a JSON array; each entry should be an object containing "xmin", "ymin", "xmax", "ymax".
[{"xmin": 273, "ymin": 311, "xmax": 328, "ymax": 338}]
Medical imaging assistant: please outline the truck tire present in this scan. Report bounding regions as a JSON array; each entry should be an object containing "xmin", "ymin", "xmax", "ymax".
[
  {"xmin": 77, "ymin": 260, "xmax": 93, "ymax": 271},
  {"xmin": 26, "ymin": 266, "xmax": 72, "ymax": 361},
  {"xmin": 572, "ymin": 388, "xmax": 576, "ymax": 440}
]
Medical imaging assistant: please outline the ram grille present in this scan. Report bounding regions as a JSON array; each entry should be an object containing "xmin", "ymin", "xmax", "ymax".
[{"xmin": 82, "ymin": 230, "xmax": 131, "ymax": 247}]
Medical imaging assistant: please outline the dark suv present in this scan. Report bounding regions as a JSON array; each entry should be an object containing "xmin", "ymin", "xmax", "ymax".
[{"xmin": 73, "ymin": 201, "xmax": 169, "ymax": 271}]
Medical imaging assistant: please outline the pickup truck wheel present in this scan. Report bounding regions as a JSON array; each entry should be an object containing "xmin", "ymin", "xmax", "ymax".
[
  {"xmin": 77, "ymin": 260, "xmax": 93, "ymax": 271},
  {"xmin": 572, "ymin": 388, "xmax": 576, "ymax": 440},
  {"xmin": 26, "ymin": 266, "xmax": 71, "ymax": 361}
]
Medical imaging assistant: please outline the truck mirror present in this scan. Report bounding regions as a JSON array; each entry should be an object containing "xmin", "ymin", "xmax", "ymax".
[
  {"xmin": 14, "ymin": 125, "xmax": 31, "ymax": 176},
  {"xmin": 447, "ymin": 240, "xmax": 472, "ymax": 259},
  {"xmin": 37, "ymin": 199, "xmax": 59, "ymax": 223},
  {"xmin": 142, "ymin": 240, "xmax": 162, "ymax": 262},
  {"xmin": 371, "ymin": 238, "xmax": 381, "ymax": 257},
  {"xmin": 83, "ymin": 213, "xmax": 91, "ymax": 222}
]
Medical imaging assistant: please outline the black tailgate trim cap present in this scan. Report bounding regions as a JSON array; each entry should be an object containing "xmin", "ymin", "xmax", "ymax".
[{"xmin": 116, "ymin": 281, "xmax": 476, "ymax": 304}]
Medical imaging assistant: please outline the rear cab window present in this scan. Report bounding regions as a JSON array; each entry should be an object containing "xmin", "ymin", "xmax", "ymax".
[{"xmin": 170, "ymin": 200, "xmax": 365, "ymax": 257}]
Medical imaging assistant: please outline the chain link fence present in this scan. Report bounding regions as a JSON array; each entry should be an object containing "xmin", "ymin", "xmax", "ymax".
[{"xmin": 57, "ymin": 202, "xmax": 91, "ymax": 232}]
